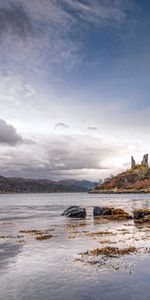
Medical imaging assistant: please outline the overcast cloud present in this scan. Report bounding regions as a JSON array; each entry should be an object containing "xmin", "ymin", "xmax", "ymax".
[
  {"xmin": 0, "ymin": 125, "xmax": 141, "ymax": 180},
  {"xmin": 0, "ymin": 2, "xmax": 34, "ymax": 40},
  {"xmin": 0, "ymin": 119, "xmax": 23, "ymax": 146},
  {"xmin": 0, "ymin": 1, "xmax": 149, "ymax": 180}
]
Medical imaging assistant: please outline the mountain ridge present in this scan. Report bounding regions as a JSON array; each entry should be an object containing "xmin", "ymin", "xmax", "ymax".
[{"xmin": 0, "ymin": 175, "xmax": 96, "ymax": 193}]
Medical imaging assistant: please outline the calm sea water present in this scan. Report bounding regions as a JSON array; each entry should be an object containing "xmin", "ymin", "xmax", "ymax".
[{"xmin": 1, "ymin": 193, "xmax": 150, "ymax": 300}]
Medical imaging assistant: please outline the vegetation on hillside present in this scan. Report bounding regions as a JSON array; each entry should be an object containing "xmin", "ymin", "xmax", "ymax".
[{"xmin": 92, "ymin": 164, "xmax": 150, "ymax": 193}]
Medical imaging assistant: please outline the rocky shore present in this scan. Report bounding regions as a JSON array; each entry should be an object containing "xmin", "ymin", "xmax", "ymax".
[
  {"xmin": 61, "ymin": 205, "xmax": 150, "ymax": 270},
  {"xmin": 2, "ymin": 200, "xmax": 150, "ymax": 274}
]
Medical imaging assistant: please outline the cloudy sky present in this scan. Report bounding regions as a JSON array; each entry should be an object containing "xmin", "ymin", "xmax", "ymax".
[{"xmin": 0, "ymin": 0, "xmax": 150, "ymax": 181}]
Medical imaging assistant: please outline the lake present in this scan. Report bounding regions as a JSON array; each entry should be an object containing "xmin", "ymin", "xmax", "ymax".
[{"xmin": 0, "ymin": 193, "xmax": 150, "ymax": 300}]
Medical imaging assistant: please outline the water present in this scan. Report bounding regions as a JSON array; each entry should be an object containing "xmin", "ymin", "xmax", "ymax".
[{"xmin": 0, "ymin": 193, "xmax": 150, "ymax": 300}]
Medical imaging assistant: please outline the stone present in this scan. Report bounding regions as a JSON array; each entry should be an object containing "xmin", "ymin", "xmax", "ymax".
[
  {"xmin": 143, "ymin": 215, "xmax": 150, "ymax": 222},
  {"xmin": 62, "ymin": 206, "xmax": 86, "ymax": 218},
  {"xmin": 93, "ymin": 206, "xmax": 113, "ymax": 217},
  {"xmin": 131, "ymin": 156, "xmax": 136, "ymax": 169},
  {"xmin": 141, "ymin": 154, "xmax": 149, "ymax": 167},
  {"xmin": 133, "ymin": 209, "xmax": 150, "ymax": 220},
  {"xmin": 93, "ymin": 206, "xmax": 132, "ymax": 220}
]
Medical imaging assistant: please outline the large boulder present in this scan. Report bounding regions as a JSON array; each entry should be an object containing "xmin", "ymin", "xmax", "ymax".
[
  {"xmin": 93, "ymin": 206, "xmax": 113, "ymax": 217},
  {"xmin": 62, "ymin": 206, "xmax": 86, "ymax": 218}
]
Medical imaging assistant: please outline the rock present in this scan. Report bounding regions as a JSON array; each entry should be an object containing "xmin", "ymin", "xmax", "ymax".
[
  {"xmin": 93, "ymin": 206, "xmax": 132, "ymax": 220},
  {"xmin": 143, "ymin": 215, "xmax": 150, "ymax": 222},
  {"xmin": 112, "ymin": 208, "xmax": 127, "ymax": 215},
  {"xmin": 141, "ymin": 154, "xmax": 149, "ymax": 167},
  {"xmin": 131, "ymin": 156, "xmax": 136, "ymax": 169},
  {"xmin": 62, "ymin": 206, "xmax": 86, "ymax": 218},
  {"xmin": 133, "ymin": 209, "xmax": 150, "ymax": 220},
  {"xmin": 93, "ymin": 206, "xmax": 113, "ymax": 217}
]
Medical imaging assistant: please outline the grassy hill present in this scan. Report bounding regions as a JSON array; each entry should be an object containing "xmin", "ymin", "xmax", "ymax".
[{"xmin": 91, "ymin": 164, "xmax": 150, "ymax": 193}]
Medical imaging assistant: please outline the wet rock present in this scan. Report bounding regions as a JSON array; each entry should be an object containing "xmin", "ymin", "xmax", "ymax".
[
  {"xmin": 93, "ymin": 206, "xmax": 132, "ymax": 220},
  {"xmin": 133, "ymin": 209, "xmax": 150, "ymax": 220},
  {"xmin": 93, "ymin": 206, "xmax": 112, "ymax": 216},
  {"xmin": 143, "ymin": 215, "xmax": 150, "ymax": 222},
  {"xmin": 62, "ymin": 206, "xmax": 86, "ymax": 218}
]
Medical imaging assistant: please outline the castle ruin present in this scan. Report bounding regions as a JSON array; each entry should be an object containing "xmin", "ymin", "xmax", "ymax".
[
  {"xmin": 131, "ymin": 156, "xmax": 136, "ymax": 169},
  {"xmin": 131, "ymin": 154, "xmax": 149, "ymax": 169}
]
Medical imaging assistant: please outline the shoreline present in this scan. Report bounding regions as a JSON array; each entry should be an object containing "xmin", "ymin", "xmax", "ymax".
[{"xmin": 89, "ymin": 190, "xmax": 150, "ymax": 194}]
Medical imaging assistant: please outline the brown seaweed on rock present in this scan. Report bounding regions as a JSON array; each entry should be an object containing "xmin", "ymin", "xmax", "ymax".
[
  {"xmin": 81, "ymin": 246, "xmax": 137, "ymax": 258},
  {"xmin": 133, "ymin": 209, "xmax": 150, "ymax": 223},
  {"xmin": 93, "ymin": 206, "xmax": 132, "ymax": 221}
]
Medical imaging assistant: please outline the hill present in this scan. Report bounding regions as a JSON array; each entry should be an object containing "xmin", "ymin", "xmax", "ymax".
[
  {"xmin": 91, "ymin": 164, "xmax": 150, "ymax": 194},
  {"xmin": 58, "ymin": 179, "xmax": 96, "ymax": 191},
  {"xmin": 0, "ymin": 176, "xmax": 96, "ymax": 193}
]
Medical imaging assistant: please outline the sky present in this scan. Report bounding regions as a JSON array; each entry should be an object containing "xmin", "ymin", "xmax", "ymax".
[{"xmin": 0, "ymin": 0, "xmax": 150, "ymax": 181}]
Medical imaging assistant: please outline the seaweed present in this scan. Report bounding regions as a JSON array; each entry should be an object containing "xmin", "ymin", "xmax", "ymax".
[{"xmin": 81, "ymin": 246, "xmax": 137, "ymax": 258}]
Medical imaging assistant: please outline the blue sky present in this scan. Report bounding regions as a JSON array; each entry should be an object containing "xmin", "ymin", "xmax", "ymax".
[{"xmin": 0, "ymin": 0, "xmax": 150, "ymax": 180}]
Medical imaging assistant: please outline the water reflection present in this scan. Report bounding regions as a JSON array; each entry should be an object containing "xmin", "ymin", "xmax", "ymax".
[
  {"xmin": 131, "ymin": 198, "xmax": 150, "ymax": 211},
  {"xmin": 0, "ymin": 242, "xmax": 22, "ymax": 270},
  {"xmin": 0, "ymin": 193, "xmax": 150, "ymax": 300}
]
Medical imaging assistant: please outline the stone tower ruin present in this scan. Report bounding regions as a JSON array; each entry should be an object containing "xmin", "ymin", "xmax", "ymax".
[
  {"xmin": 131, "ymin": 154, "xmax": 149, "ymax": 169},
  {"xmin": 141, "ymin": 154, "xmax": 149, "ymax": 167},
  {"xmin": 131, "ymin": 156, "xmax": 136, "ymax": 169}
]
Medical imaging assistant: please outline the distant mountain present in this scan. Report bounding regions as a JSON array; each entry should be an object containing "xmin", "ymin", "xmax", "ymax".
[
  {"xmin": 90, "ymin": 164, "xmax": 150, "ymax": 194},
  {"xmin": 0, "ymin": 176, "xmax": 97, "ymax": 193},
  {"xmin": 58, "ymin": 179, "xmax": 97, "ymax": 192}
]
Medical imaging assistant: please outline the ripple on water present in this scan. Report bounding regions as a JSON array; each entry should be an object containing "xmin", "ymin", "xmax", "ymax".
[{"xmin": 0, "ymin": 193, "xmax": 150, "ymax": 300}]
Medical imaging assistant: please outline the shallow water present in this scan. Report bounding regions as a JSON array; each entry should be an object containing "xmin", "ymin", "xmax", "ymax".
[{"xmin": 1, "ymin": 193, "xmax": 150, "ymax": 300}]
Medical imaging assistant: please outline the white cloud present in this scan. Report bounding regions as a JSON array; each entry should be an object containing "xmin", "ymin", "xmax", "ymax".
[
  {"xmin": 0, "ymin": 0, "xmax": 145, "ymax": 181},
  {"xmin": 0, "ymin": 0, "xmax": 130, "ymax": 76},
  {"xmin": 64, "ymin": 0, "xmax": 127, "ymax": 26},
  {"xmin": 0, "ymin": 133, "xmax": 141, "ymax": 180}
]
